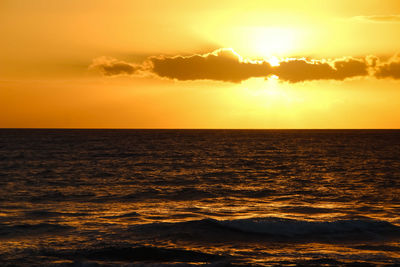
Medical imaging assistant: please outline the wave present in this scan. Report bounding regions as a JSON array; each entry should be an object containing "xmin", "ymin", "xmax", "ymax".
[
  {"xmin": 29, "ymin": 191, "xmax": 97, "ymax": 202},
  {"xmin": 352, "ymin": 245, "xmax": 400, "ymax": 252},
  {"xmin": 0, "ymin": 223, "xmax": 74, "ymax": 238},
  {"xmin": 130, "ymin": 217, "xmax": 400, "ymax": 242},
  {"xmin": 49, "ymin": 262, "xmax": 235, "ymax": 267},
  {"xmin": 218, "ymin": 217, "xmax": 400, "ymax": 237},
  {"xmin": 102, "ymin": 212, "xmax": 140, "ymax": 219},
  {"xmin": 42, "ymin": 246, "xmax": 226, "ymax": 265},
  {"xmin": 279, "ymin": 205, "xmax": 336, "ymax": 214},
  {"xmin": 102, "ymin": 188, "xmax": 277, "ymax": 203},
  {"xmin": 26, "ymin": 210, "xmax": 90, "ymax": 218}
]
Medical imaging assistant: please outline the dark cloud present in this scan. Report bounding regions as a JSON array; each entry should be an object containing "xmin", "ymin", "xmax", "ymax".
[
  {"xmin": 90, "ymin": 57, "xmax": 144, "ymax": 76},
  {"xmin": 149, "ymin": 48, "xmax": 273, "ymax": 83},
  {"xmin": 91, "ymin": 49, "xmax": 400, "ymax": 83},
  {"xmin": 356, "ymin": 15, "xmax": 400, "ymax": 22},
  {"xmin": 272, "ymin": 58, "xmax": 368, "ymax": 83},
  {"xmin": 375, "ymin": 56, "xmax": 400, "ymax": 79}
]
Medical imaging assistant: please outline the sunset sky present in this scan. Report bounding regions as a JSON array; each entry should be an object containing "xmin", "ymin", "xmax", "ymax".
[{"xmin": 1, "ymin": 0, "xmax": 400, "ymax": 128}]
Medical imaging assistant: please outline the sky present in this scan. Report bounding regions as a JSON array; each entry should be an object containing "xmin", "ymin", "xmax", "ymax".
[{"xmin": 1, "ymin": 0, "xmax": 400, "ymax": 128}]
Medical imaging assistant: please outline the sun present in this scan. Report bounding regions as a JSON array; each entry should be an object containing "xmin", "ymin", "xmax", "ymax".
[
  {"xmin": 209, "ymin": 26, "xmax": 303, "ymax": 62},
  {"xmin": 216, "ymin": 26, "xmax": 302, "ymax": 61},
  {"xmin": 198, "ymin": 23, "xmax": 304, "ymax": 62},
  {"xmin": 247, "ymin": 27, "xmax": 298, "ymax": 58}
]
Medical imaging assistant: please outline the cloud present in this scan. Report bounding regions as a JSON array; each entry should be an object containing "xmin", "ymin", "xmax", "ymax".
[
  {"xmin": 149, "ymin": 48, "xmax": 273, "ymax": 83},
  {"xmin": 375, "ymin": 55, "xmax": 400, "ymax": 79},
  {"xmin": 272, "ymin": 58, "xmax": 368, "ymax": 83},
  {"xmin": 91, "ymin": 49, "xmax": 400, "ymax": 83},
  {"xmin": 90, "ymin": 57, "xmax": 145, "ymax": 76},
  {"xmin": 355, "ymin": 15, "xmax": 400, "ymax": 22}
]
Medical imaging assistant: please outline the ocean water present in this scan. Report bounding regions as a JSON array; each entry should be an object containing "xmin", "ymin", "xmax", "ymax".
[{"xmin": 0, "ymin": 129, "xmax": 400, "ymax": 266}]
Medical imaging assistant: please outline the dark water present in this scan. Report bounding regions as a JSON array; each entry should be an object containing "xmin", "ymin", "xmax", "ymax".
[{"xmin": 1, "ymin": 129, "xmax": 400, "ymax": 266}]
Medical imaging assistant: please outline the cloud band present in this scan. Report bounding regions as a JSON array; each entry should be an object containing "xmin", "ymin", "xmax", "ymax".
[{"xmin": 91, "ymin": 49, "xmax": 400, "ymax": 83}]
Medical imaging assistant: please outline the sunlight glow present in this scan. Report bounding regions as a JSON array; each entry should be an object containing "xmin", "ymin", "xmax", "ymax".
[
  {"xmin": 246, "ymin": 27, "xmax": 298, "ymax": 58},
  {"xmin": 267, "ymin": 57, "xmax": 281, "ymax": 66}
]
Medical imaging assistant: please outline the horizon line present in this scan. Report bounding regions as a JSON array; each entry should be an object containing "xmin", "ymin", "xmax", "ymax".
[{"xmin": 1, "ymin": 128, "xmax": 400, "ymax": 130}]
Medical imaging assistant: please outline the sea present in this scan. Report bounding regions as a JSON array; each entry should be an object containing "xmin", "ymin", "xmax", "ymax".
[{"xmin": 0, "ymin": 129, "xmax": 400, "ymax": 266}]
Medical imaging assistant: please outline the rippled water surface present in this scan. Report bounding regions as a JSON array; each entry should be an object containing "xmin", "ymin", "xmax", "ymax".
[{"xmin": 0, "ymin": 129, "xmax": 400, "ymax": 266}]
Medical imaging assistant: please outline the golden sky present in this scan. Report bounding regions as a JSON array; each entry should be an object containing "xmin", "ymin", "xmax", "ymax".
[{"xmin": 1, "ymin": 0, "xmax": 400, "ymax": 128}]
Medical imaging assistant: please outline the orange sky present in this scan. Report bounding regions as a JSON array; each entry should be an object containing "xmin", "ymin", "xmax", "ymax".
[{"xmin": 1, "ymin": 0, "xmax": 400, "ymax": 128}]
